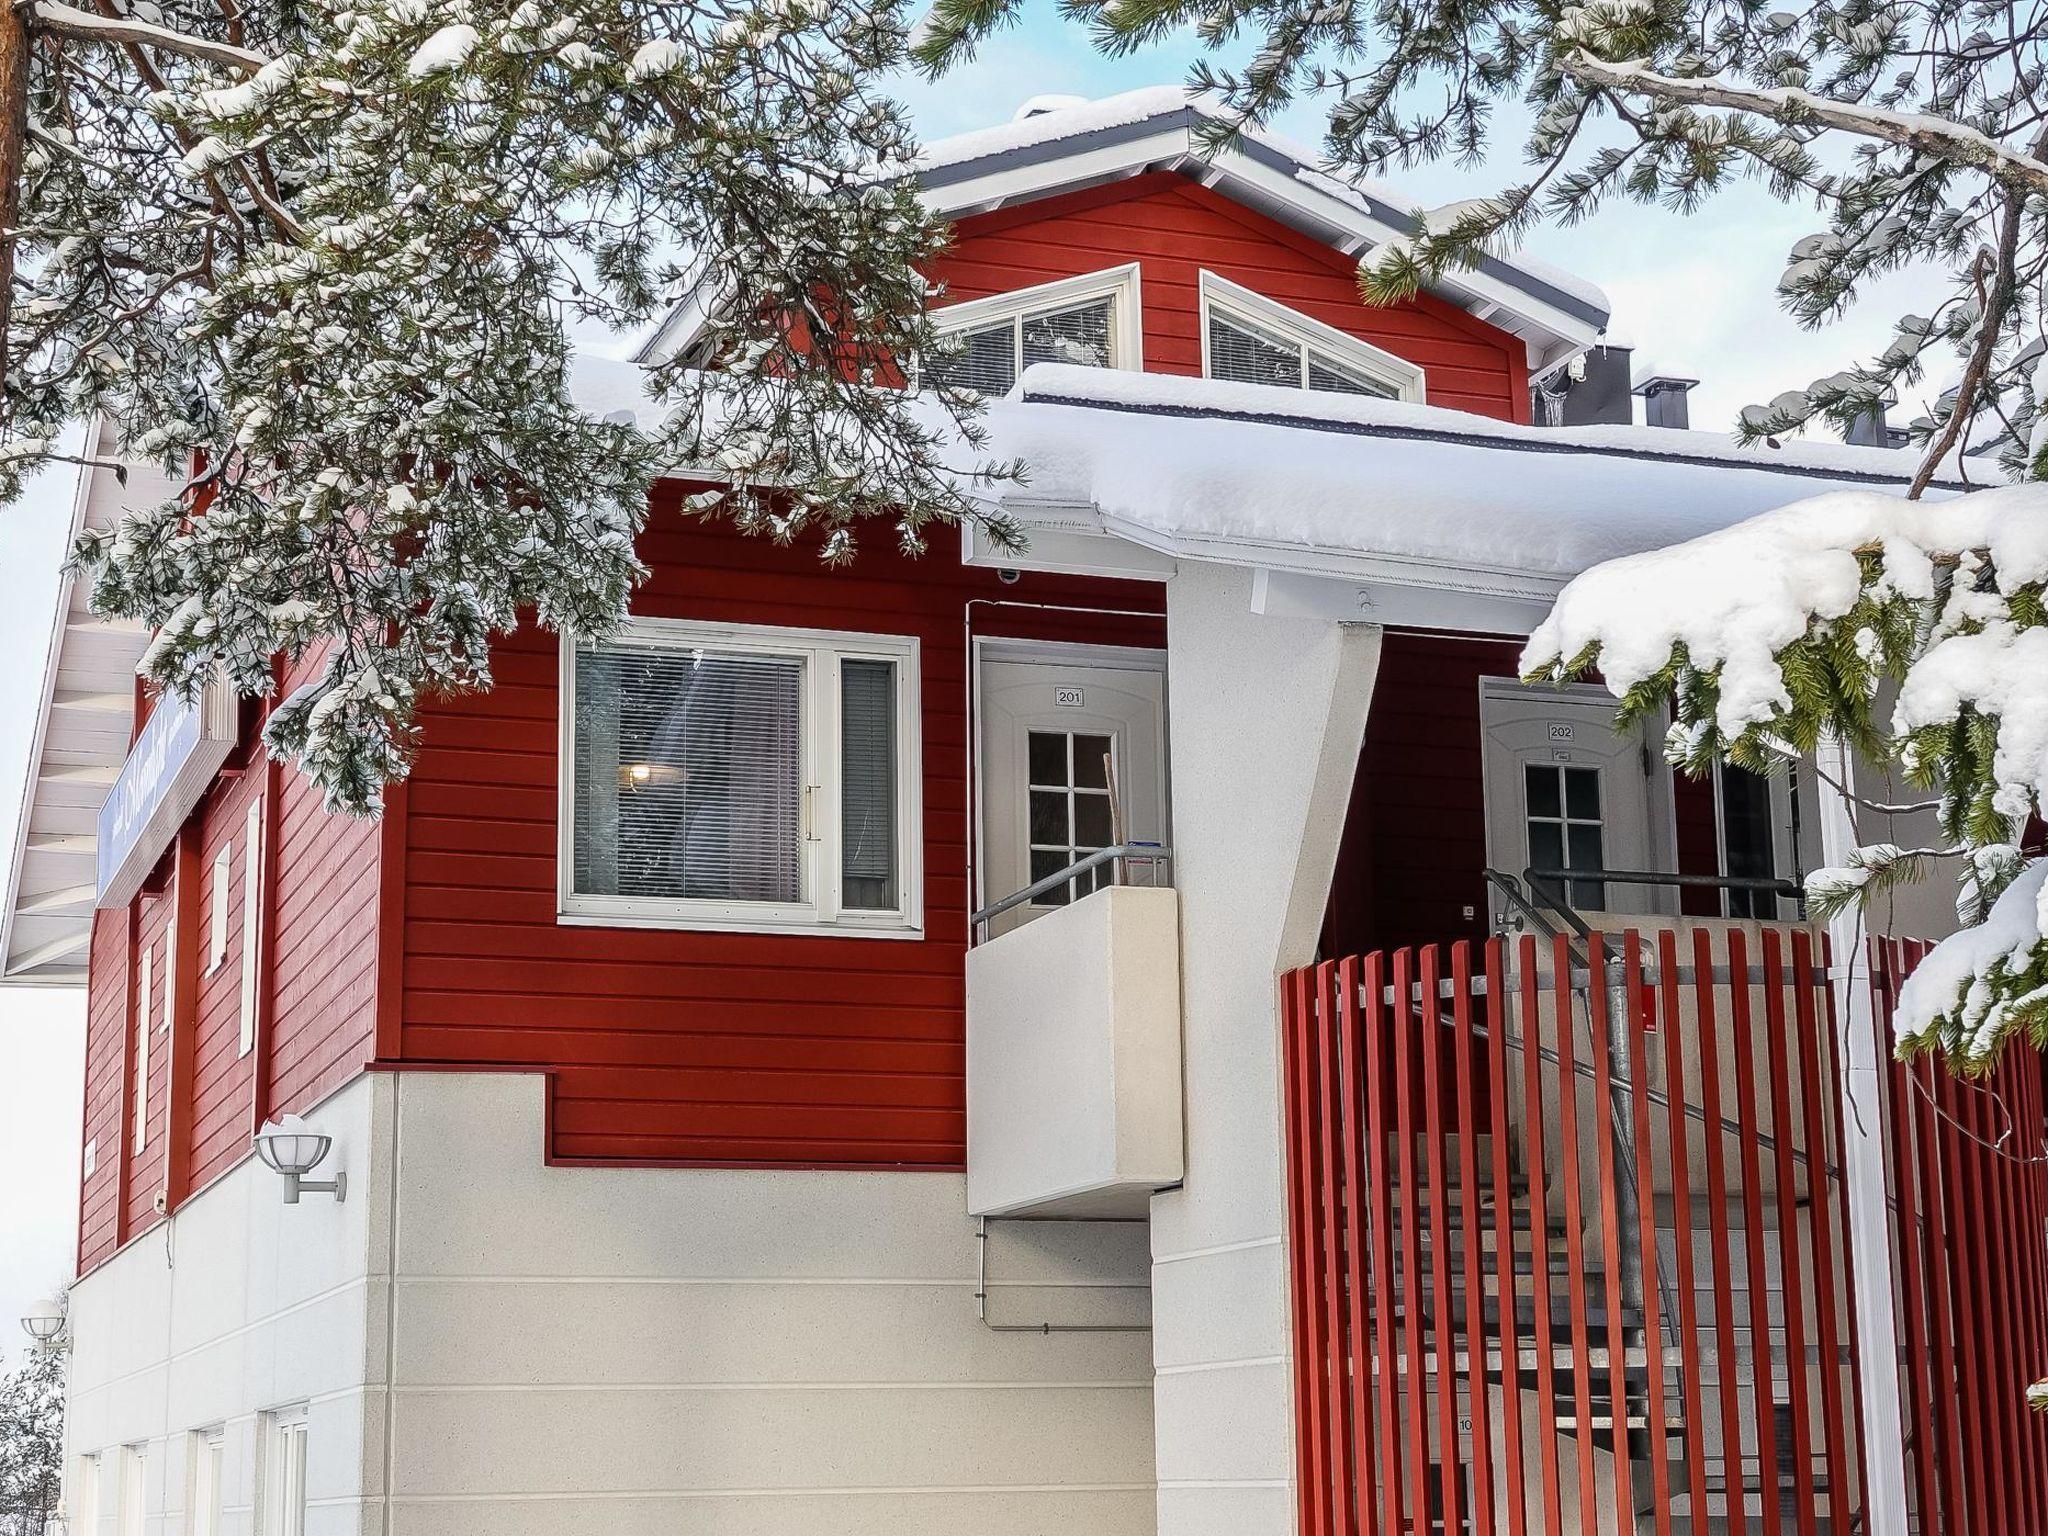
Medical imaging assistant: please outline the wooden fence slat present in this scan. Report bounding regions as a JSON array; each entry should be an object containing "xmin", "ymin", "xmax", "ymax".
[
  {"xmin": 1789, "ymin": 931, "xmax": 1853, "ymax": 1528},
  {"xmin": 1453, "ymin": 941, "xmax": 1496, "ymax": 1533},
  {"xmin": 1486, "ymin": 936, "xmax": 1531, "ymax": 1536},
  {"xmin": 1313, "ymin": 961, "xmax": 1357, "ymax": 1533},
  {"xmin": 1656, "ymin": 930, "xmax": 1709, "ymax": 1536},
  {"xmin": 1393, "ymin": 948, "xmax": 1433, "ymax": 1530},
  {"xmin": 1622, "ymin": 933, "xmax": 1674, "ymax": 1536},
  {"xmin": 1692, "ymin": 926, "xmax": 1748, "ymax": 1536},
  {"xmin": 1553, "ymin": 933, "xmax": 1601, "ymax": 1536},
  {"xmin": 1361, "ymin": 951, "xmax": 1406, "ymax": 1536},
  {"xmin": 1335, "ymin": 956, "xmax": 1381, "ymax": 1536},
  {"xmin": 1727, "ymin": 928, "xmax": 1786, "ymax": 1536},
  {"xmin": 1523, "ymin": 935, "xmax": 1566, "ymax": 1536},
  {"xmin": 1419, "ymin": 945, "xmax": 1463, "ymax": 1536}
]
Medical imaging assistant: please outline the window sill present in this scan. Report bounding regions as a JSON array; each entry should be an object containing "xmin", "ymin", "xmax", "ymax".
[{"xmin": 555, "ymin": 904, "xmax": 926, "ymax": 941}]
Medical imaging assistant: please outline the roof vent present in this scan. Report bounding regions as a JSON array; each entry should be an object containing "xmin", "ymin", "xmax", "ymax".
[
  {"xmin": 1633, "ymin": 371, "xmax": 1700, "ymax": 430},
  {"xmin": 1013, "ymin": 94, "xmax": 1088, "ymax": 121}
]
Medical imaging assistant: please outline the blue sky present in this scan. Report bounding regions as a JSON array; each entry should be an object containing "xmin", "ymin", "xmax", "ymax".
[{"xmin": 0, "ymin": 18, "xmax": 1954, "ymax": 1338}]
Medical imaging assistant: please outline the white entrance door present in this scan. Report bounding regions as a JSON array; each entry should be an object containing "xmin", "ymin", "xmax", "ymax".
[
  {"xmin": 979, "ymin": 651, "xmax": 1167, "ymax": 938},
  {"xmin": 1480, "ymin": 678, "xmax": 1671, "ymax": 930}
]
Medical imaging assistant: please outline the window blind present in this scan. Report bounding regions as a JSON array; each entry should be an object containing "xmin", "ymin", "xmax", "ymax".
[
  {"xmin": 574, "ymin": 645, "xmax": 803, "ymax": 905},
  {"xmin": 1208, "ymin": 307, "xmax": 1302, "ymax": 389},
  {"xmin": 930, "ymin": 319, "xmax": 1017, "ymax": 395},
  {"xmin": 839, "ymin": 659, "xmax": 898, "ymax": 911},
  {"xmin": 1307, "ymin": 349, "xmax": 1397, "ymax": 398},
  {"xmin": 1021, "ymin": 298, "xmax": 1112, "ymax": 370}
]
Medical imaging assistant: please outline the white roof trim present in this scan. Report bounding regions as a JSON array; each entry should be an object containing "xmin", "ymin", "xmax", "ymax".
[{"xmin": 642, "ymin": 88, "xmax": 1611, "ymax": 370}]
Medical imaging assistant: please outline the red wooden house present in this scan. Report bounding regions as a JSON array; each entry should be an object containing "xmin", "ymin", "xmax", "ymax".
[{"xmin": 9, "ymin": 86, "xmax": 2043, "ymax": 1536}]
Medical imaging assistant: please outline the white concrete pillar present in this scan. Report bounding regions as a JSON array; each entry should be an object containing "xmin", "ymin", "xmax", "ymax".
[
  {"xmin": 1817, "ymin": 735, "xmax": 1910, "ymax": 1536},
  {"xmin": 1150, "ymin": 562, "xmax": 1382, "ymax": 1536}
]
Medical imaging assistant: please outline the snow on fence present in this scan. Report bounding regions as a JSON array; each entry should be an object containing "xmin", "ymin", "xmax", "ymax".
[{"xmin": 1280, "ymin": 927, "xmax": 2048, "ymax": 1536}]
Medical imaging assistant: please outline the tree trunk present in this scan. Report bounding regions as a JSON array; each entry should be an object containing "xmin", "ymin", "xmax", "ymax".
[{"xmin": 0, "ymin": 0, "xmax": 28, "ymax": 394}]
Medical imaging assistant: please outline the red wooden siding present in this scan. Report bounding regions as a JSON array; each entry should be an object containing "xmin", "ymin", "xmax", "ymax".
[
  {"xmin": 266, "ymin": 700, "xmax": 380, "ymax": 1115},
  {"xmin": 396, "ymin": 490, "xmax": 1166, "ymax": 1167},
  {"xmin": 76, "ymin": 647, "xmax": 384, "ymax": 1279},
  {"xmin": 77, "ymin": 908, "xmax": 129, "ymax": 1271},
  {"xmin": 124, "ymin": 881, "xmax": 173, "ymax": 1234},
  {"xmin": 187, "ymin": 760, "xmax": 264, "ymax": 1190},
  {"xmin": 931, "ymin": 172, "xmax": 1532, "ymax": 421}
]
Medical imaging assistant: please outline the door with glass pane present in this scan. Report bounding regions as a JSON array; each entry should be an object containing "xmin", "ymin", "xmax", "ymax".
[
  {"xmin": 978, "ymin": 653, "xmax": 1166, "ymax": 939},
  {"xmin": 1480, "ymin": 679, "xmax": 1665, "ymax": 929}
]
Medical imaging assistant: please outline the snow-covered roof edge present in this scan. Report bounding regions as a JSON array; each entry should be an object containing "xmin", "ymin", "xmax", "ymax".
[{"xmin": 1011, "ymin": 364, "xmax": 1964, "ymax": 490}]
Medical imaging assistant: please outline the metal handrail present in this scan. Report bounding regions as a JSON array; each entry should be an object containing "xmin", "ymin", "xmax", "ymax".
[
  {"xmin": 1525, "ymin": 866, "xmax": 1802, "ymax": 898},
  {"xmin": 970, "ymin": 842, "xmax": 1174, "ymax": 939}
]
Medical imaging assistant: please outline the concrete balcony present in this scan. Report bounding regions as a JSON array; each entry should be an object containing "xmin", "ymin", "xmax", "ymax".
[{"xmin": 965, "ymin": 883, "xmax": 1185, "ymax": 1218}]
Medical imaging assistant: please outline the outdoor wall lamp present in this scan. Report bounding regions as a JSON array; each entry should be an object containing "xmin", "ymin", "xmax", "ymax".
[
  {"xmin": 254, "ymin": 1115, "xmax": 347, "ymax": 1203},
  {"xmin": 19, "ymin": 1295, "xmax": 68, "ymax": 1352}
]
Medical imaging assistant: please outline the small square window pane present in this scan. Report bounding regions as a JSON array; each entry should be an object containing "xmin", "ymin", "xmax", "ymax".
[
  {"xmin": 1528, "ymin": 820, "xmax": 1565, "ymax": 874},
  {"xmin": 1023, "ymin": 299, "xmax": 1112, "ymax": 370},
  {"xmin": 928, "ymin": 319, "xmax": 1017, "ymax": 395},
  {"xmin": 1208, "ymin": 308, "xmax": 1302, "ymax": 389},
  {"xmin": 1030, "ymin": 848, "xmax": 1071, "ymax": 905},
  {"xmin": 1030, "ymin": 790, "xmax": 1069, "ymax": 846},
  {"xmin": 1524, "ymin": 764, "xmax": 1561, "ymax": 820},
  {"xmin": 839, "ymin": 659, "xmax": 898, "ymax": 912},
  {"xmin": 1075, "ymin": 793, "xmax": 1114, "ymax": 847},
  {"xmin": 1028, "ymin": 731, "xmax": 1068, "ymax": 788},
  {"xmin": 1564, "ymin": 767, "xmax": 1601, "ymax": 821},
  {"xmin": 1566, "ymin": 822, "xmax": 1604, "ymax": 873},
  {"xmin": 1074, "ymin": 734, "xmax": 1112, "ymax": 789}
]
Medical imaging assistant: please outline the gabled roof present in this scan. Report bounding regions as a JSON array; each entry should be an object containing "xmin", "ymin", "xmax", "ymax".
[
  {"xmin": 640, "ymin": 86, "xmax": 1611, "ymax": 371},
  {"xmin": 0, "ymin": 420, "xmax": 158, "ymax": 986}
]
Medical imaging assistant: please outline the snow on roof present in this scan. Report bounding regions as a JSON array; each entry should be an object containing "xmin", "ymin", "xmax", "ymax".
[
  {"xmin": 972, "ymin": 364, "xmax": 1967, "ymax": 587},
  {"xmin": 568, "ymin": 351, "xmax": 662, "ymax": 427}
]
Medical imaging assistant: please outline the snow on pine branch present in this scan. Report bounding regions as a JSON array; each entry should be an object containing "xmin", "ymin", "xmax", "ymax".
[
  {"xmin": 1522, "ymin": 482, "xmax": 2048, "ymax": 1067},
  {"xmin": 6, "ymin": 0, "xmax": 1006, "ymax": 816}
]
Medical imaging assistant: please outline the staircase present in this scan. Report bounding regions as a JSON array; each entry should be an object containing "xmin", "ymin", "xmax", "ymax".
[{"xmin": 1356, "ymin": 1128, "xmax": 1857, "ymax": 1536}]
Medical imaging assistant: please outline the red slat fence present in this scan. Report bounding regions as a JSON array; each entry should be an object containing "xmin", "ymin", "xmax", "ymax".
[
  {"xmin": 1870, "ymin": 938, "xmax": 2048, "ymax": 1536},
  {"xmin": 1281, "ymin": 926, "xmax": 2048, "ymax": 1536}
]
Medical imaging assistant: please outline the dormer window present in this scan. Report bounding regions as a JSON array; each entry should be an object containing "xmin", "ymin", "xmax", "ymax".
[
  {"xmin": 1199, "ymin": 271, "xmax": 1424, "ymax": 402},
  {"xmin": 927, "ymin": 265, "xmax": 1142, "ymax": 395}
]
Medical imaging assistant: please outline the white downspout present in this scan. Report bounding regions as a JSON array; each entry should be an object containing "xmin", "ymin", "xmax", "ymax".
[{"xmin": 1817, "ymin": 734, "xmax": 1910, "ymax": 1536}]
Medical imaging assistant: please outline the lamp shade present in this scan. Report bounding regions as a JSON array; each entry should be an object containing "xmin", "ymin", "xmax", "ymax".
[
  {"xmin": 254, "ymin": 1115, "xmax": 332, "ymax": 1177},
  {"xmin": 20, "ymin": 1296, "xmax": 65, "ymax": 1344}
]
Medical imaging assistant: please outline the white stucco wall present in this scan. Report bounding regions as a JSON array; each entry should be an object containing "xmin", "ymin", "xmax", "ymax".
[
  {"xmin": 63, "ymin": 1072, "xmax": 386, "ymax": 1536},
  {"xmin": 378, "ymin": 1069, "xmax": 1155, "ymax": 1536},
  {"xmin": 1151, "ymin": 564, "xmax": 1382, "ymax": 1536},
  {"xmin": 61, "ymin": 1065, "xmax": 1157, "ymax": 1536}
]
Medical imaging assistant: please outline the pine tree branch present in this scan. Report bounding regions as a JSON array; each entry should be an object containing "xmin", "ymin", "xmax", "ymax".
[
  {"xmin": 1563, "ymin": 51, "xmax": 2048, "ymax": 200},
  {"xmin": 1910, "ymin": 180, "xmax": 2025, "ymax": 497},
  {"xmin": 24, "ymin": 0, "xmax": 267, "ymax": 74}
]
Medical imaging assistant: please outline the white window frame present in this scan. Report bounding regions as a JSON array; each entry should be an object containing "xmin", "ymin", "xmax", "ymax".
[
  {"xmin": 74, "ymin": 1452, "xmax": 100, "ymax": 1536},
  {"xmin": 118, "ymin": 1444, "xmax": 145, "ymax": 1536},
  {"xmin": 188, "ymin": 1428, "xmax": 223, "ymax": 1536},
  {"xmin": 238, "ymin": 798, "xmax": 263, "ymax": 1057},
  {"xmin": 928, "ymin": 263, "xmax": 1144, "ymax": 391},
  {"xmin": 133, "ymin": 945, "xmax": 151, "ymax": 1153},
  {"xmin": 558, "ymin": 617, "xmax": 924, "ymax": 939},
  {"xmin": 1198, "ymin": 269, "xmax": 1425, "ymax": 402},
  {"xmin": 261, "ymin": 1409, "xmax": 306, "ymax": 1536},
  {"xmin": 206, "ymin": 842, "xmax": 232, "ymax": 974}
]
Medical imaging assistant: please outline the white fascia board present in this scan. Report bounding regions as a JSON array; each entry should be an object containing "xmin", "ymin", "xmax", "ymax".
[
  {"xmin": 1209, "ymin": 152, "xmax": 1605, "ymax": 353},
  {"xmin": 973, "ymin": 489, "xmax": 1565, "ymax": 635},
  {"xmin": 921, "ymin": 126, "xmax": 1197, "ymax": 220}
]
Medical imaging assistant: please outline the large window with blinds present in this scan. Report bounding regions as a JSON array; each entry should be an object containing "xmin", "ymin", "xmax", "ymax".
[
  {"xmin": 1198, "ymin": 270, "xmax": 1424, "ymax": 402},
  {"xmin": 560, "ymin": 619, "xmax": 922, "ymax": 936},
  {"xmin": 924, "ymin": 264, "xmax": 1142, "ymax": 396}
]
